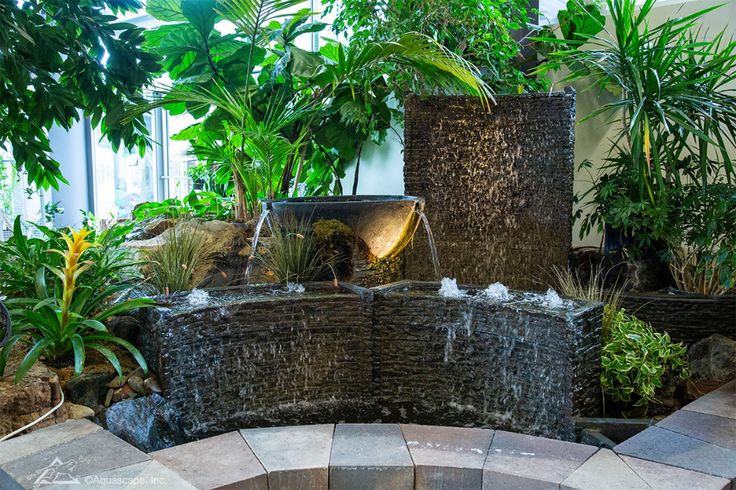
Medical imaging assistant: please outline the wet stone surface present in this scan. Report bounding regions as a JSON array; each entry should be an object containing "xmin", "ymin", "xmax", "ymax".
[{"xmin": 136, "ymin": 282, "xmax": 602, "ymax": 445}]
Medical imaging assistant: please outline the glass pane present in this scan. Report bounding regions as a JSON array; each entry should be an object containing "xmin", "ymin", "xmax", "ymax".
[
  {"xmin": 91, "ymin": 113, "xmax": 158, "ymax": 218},
  {"xmin": 0, "ymin": 148, "xmax": 46, "ymax": 238},
  {"xmin": 166, "ymin": 113, "xmax": 198, "ymax": 200}
]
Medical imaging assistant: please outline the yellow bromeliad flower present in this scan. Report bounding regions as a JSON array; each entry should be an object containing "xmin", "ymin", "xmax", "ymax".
[{"xmin": 51, "ymin": 227, "xmax": 95, "ymax": 328}]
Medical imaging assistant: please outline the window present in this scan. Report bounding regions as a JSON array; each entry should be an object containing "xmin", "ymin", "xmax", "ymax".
[{"xmin": 0, "ymin": 148, "xmax": 47, "ymax": 237}]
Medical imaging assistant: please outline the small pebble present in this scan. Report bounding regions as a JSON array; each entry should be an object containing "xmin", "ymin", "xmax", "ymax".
[
  {"xmin": 127, "ymin": 375, "xmax": 145, "ymax": 395},
  {"xmin": 104, "ymin": 389, "xmax": 114, "ymax": 407},
  {"xmin": 144, "ymin": 376, "xmax": 162, "ymax": 394}
]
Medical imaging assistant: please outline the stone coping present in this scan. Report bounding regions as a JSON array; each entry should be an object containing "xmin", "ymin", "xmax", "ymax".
[{"xmin": 1, "ymin": 379, "xmax": 733, "ymax": 489}]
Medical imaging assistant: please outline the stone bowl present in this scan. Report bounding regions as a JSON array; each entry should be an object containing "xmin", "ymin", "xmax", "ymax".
[{"xmin": 263, "ymin": 195, "xmax": 425, "ymax": 259}]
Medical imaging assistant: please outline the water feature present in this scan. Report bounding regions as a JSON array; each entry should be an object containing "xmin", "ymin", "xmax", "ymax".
[
  {"xmin": 244, "ymin": 209, "xmax": 271, "ymax": 283},
  {"xmin": 134, "ymin": 281, "xmax": 602, "ymax": 446},
  {"xmin": 417, "ymin": 210, "xmax": 441, "ymax": 279}
]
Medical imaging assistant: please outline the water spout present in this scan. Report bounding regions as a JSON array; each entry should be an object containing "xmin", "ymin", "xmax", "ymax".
[
  {"xmin": 417, "ymin": 210, "xmax": 441, "ymax": 279},
  {"xmin": 245, "ymin": 209, "xmax": 271, "ymax": 284}
]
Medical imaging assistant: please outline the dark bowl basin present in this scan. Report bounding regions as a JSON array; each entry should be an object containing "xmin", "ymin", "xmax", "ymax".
[{"xmin": 263, "ymin": 195, "xmax": 425, "ymax": 259}]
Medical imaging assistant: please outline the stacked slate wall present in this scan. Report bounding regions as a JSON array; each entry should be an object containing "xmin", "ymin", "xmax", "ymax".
[
  {"xmin": 371, "ymin": 282, "xmax": 602, "ymax": 440},
  {"xmin": 402, "ymin": 91, "xmax": 576, "ymax": 289},
  {"xmin": 138, "ymin": 282, "xmax": 601, "ymax": 443}
]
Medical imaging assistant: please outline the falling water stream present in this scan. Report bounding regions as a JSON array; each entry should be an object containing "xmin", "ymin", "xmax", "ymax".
[
  {"xmin": 245, "ymin": 209, "xmax": 272, "ymax": 284},
  {"xmin": 417, "ymin": 210, "xmax": 441, "ymax": 280}
]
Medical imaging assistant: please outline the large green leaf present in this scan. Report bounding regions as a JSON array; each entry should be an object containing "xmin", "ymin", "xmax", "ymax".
[
  {"xmin": 147, "ymin": 0, "xmax": 187, "ymax": 22},
  {"xmin": 182, "ymin": 0, "xmax": 218, "ymax": 39}
]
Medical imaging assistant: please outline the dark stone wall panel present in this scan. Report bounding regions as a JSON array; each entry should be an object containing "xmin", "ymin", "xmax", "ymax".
[
  {"xmin": 402, "ymin": 92, "xmax": 576, "ymax": 289},
  {"xmin": 137, "ymin": 282, "xmax": 601, "ymax": 443}
]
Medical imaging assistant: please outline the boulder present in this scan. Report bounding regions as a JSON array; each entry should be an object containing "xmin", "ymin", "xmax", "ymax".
[
  {"xmin": 63, "ymin": 372, "xmax": 116, "ymax": 407},
  {"xmin": 103, "ymin": 393, "xmax": 186, "ymax": 452},
  {"xmin": 688, "ymin": 334, "xmax": 736, "ymax": 383},
  {"xmin": 0, "ymin": 357, "xmax": 68, "ymax": 437}
]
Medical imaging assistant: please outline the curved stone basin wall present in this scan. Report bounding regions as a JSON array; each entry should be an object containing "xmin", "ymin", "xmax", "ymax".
[{"xmin": 138, "ymin": 282, "xmax": 602, "ymax": 443}]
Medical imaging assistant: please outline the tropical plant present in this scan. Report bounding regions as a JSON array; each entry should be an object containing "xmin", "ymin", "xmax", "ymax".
[
  {"xmin": 666, "ymin": 183, "xmax": 736, "ymax": 294},
  {"xmin": 0, "ymin": 0, "xmax": 160, "ymax": 189},
  {"xmin": 0, "ymin": 227, "xmax": 153, "ymax": 382},
  {"xmin": 144, "ymin": 224, "xmax": 216, "ymax": 293},
  {"xmin": 0, "ymin": 217, "xmax": 141, "ymax": 300},
  {"xmin": 136, "ymin": 0, "xmax": 490, "ymax": 220},
  {"xmin": 538, "ymin": 0, "xmax": 736, "ymax": 258},
  {"xmin": 601, "ymin": 307, "xmax": 689, "ymax": 413},
  {"xmin": 322, "ymin": 0, "xmax": 547, "ymax": 94},
  {"xmin": 258, "ymin": 214, "xmax": 332, "ymax": 283},
  {"xmin": 133, "ymin": 190, "xmax": 235, "ymax": 221}
]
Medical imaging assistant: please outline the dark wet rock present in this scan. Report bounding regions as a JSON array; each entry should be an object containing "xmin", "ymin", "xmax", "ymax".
[
  {"xmin": 103, "ymin": 393, "xmax": 186, "ymax": 452},
  {"xmin": 136, "ymin": 282, "xmax": 602, "ymax": 442},
  {"xmin": 688, "ymin": 335, "xmax": 736, "ymax": 384},
  {"xmin": 402, "ymin": 92, "xmax": 576, "ymax": 289},
  {"xmin": 64, "ymin": 372, "xmax": 116, "ymax": 407},
  {"xmin": 107, "ymin": 315, "xmax": 141, "ymax": 344}
]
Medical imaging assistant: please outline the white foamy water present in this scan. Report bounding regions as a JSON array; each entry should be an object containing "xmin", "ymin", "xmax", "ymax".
[
  {"xmin": 187, "ymin": 288, "xmax": 210, "ymax": 307},
  {"xmin": 286, "ymin": 283, "xmax": 305, "ymax": 294},
  {"xmin": 438, "ymin": 277, "xmax": 467, "ymax": 298},
  {"xmin": 521, "ymin": 288, "xmax": 568, "ymax": 309},
  {"xmin": 482, "ymin": 282, "xmax": 512, "ymax": 301}
]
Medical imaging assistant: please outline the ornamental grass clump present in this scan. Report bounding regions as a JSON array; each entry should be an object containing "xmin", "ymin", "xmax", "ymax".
[
  {"xmin": 0, "ymin": 226, "xmax": 153, "ymax": 382},
  {"xmin": 601, "ymin": 307, "xmax": 689, "ymax": 414},
  {"xmin": 144, "ymin": 224, "xmax": 215, "ymax": 294},
  {"xmin": 258, "ymin": 215, "xmax": 333, "ymax": 284}
]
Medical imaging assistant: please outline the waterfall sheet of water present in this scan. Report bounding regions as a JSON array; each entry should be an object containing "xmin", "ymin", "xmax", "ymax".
[
  {"xmin": 245, "ymin": 209, "xmax": 272, "ymax": 284},
  {"xmin": 417, "ymin": 210, "xmax": 441, "ymax": 279}
]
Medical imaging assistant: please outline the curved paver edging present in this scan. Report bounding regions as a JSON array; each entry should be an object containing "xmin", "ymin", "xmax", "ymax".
[{"xmin": 1, "ymin": 381, "xmax": 734, "ymax": 490}]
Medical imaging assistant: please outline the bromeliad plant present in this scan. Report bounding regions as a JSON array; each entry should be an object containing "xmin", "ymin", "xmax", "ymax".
[{"xmin": 0, "ymin": 226, "xmax": 153, "ymax": 382}]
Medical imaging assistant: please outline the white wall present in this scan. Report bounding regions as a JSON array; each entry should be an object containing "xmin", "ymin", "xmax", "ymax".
[{"xmin": 49, "ymin": 117, "xmax": 91, "ymax": 229}]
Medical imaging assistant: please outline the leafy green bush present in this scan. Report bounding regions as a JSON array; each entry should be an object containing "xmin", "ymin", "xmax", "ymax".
[
  {"xmin": 0, "ymin": 227, "xmax": 152, "ymax": 382},
  {"xmin": 323, "ymin": 0, "xmax": 546, "ymax": 93},
  {"xmin": 539, "ymin": 0, "xmax": 736, "ymax": 275},
  {"xmin": 132, "ymin": 190, "xmax": 235, "ymax": 221},
  {"xmin": 601, "ymin": 307, "xmax": 690, "ymax": 412}
]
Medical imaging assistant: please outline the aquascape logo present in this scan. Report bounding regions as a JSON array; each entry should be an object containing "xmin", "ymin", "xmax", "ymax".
[{"xmin": 29, "ymin": 457, "xmax": 84, "ymax": 488}]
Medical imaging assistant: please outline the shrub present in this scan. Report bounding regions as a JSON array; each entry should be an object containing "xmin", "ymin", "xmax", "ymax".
[
  {"xmin": 601, "ymin": 307, "xmax": 689, "ymax": 412},
  {"xmin": 0, "ymin": 227, "xmax": 153, "ymax": 382}
]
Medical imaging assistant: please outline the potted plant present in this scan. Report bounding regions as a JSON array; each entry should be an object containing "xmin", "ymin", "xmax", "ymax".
[{"xmin": 538, "ymin": 0, "xmax": 736, "ymax": 341}]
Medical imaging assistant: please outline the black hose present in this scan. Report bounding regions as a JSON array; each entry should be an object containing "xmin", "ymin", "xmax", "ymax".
[{"xmin": 0, "ymin": 300, "xmax": 10, "ymax": 347}]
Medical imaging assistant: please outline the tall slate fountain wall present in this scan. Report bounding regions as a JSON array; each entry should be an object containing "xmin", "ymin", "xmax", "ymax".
[
  {"xmin": 138, "ymin": 281, "xmax": 601, "ymax": 443},
  {"xmin": 402, "ymin": 91, "xmax": 576, "ymax": 289}
]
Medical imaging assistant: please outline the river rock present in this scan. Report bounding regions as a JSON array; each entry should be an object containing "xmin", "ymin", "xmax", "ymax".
[
  {"xmin": 127, "ymin": 375, "xmax": 146, "ymax": 395},
  {"xmin": 103, "ymin": 393, "xmax": 186, "ymax": 452},
  {"xmin": 64, "ymin": 402, "xmax": 95, "ymax": 420},
  {"xmin": 688, "ymin": 334, "xmax": 736, "ymax": 383},
  {"xmin": 0, "ymin": 357, "xmax": 68, "ymax": 437}
]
